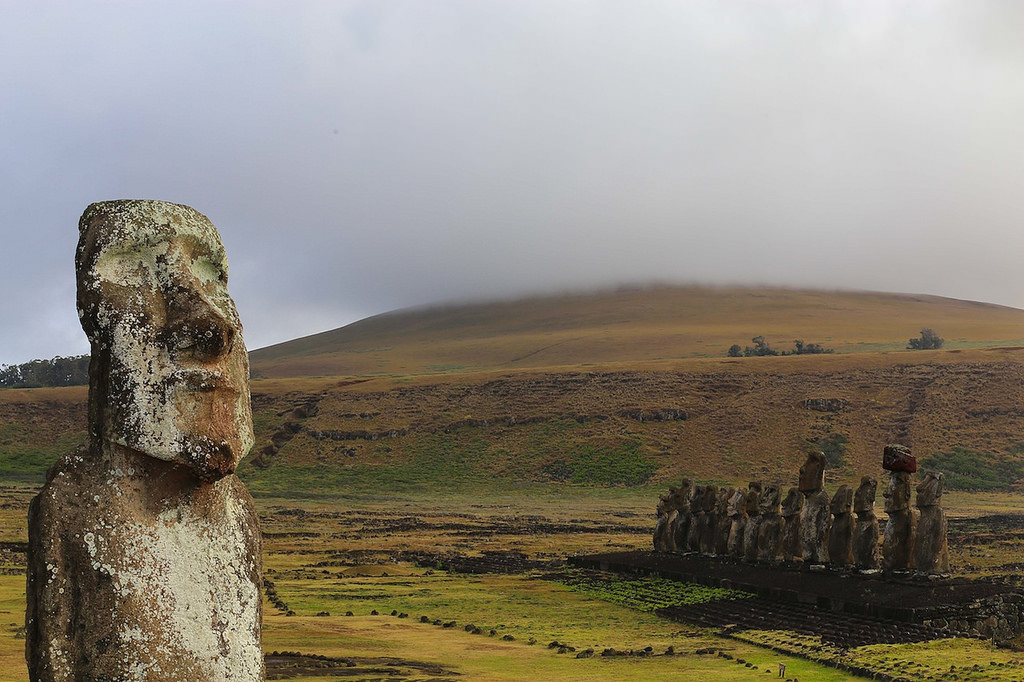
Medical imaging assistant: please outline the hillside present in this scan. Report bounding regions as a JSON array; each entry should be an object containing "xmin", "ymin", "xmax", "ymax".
[
  {"xmin": 248, "ymin": 286, "xmax": 1024, "ymax": 378},
  {"xmin": 5, "ymin": 287, "xmax": 1024, "ymax": 495}
]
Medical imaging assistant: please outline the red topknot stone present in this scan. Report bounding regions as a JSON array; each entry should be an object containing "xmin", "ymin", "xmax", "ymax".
[{"xmin": 882, "ymin": 444, "xmax": 917, "ymax": 473}]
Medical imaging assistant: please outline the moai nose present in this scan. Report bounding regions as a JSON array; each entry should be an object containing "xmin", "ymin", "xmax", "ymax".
[{"xmin": 160, "ymin": 288, "xmax": 236, "ymax": 361}]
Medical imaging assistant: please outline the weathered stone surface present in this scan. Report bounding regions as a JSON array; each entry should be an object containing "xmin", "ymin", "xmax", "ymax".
[
  {"xmin": 883, "ymin": 470, "xmax": 916, "ymax": 570},
  {"xmin": 798, "ymin": 451, "xmax": 825, "ymax": 493},
  {"xmin": 853, "ymin": 476, "xmax": 880, "ymax": 570},
  {"xmin": 26, "ymin": 200, "xmax": 263, "ymax": 680},
  {"xmin": 827, "ymin": 485, "xmax": 854, "ymax": 566},
  {"xmin": 780, "ymin": 486, "xmax": 803, "ymax": 561},
  {"xmin": 883, "ymin": 443, "xmax": 917, "ymax": 473},
  {"xmin": 756, "ymin": 484, "xmax": 783, "ymax": 561},
  {"xmin": 914, "ymin": 471, "xmax": 950, "ymax": 574},
  {"xmin": 742, "ymin": 482, "xmax": 763, "ymax": 561},
  {"xmin": 727, "ymin": 488, "xmax": 747, "ymax": 558}
]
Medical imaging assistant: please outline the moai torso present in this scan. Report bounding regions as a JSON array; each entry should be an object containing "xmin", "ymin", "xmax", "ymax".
[
  {"xmin": 780, "ymin": 486, "xmax": 803, "ymax": 562},
  {"xmin": 26, "ymin": 201, "xmax": 263, "ymax": 681},
  {"xmin": 686, "ymin": 485, "xmax": 705, "ymax": 552},
  {"xmin": 914, "ymin": 471, "xmax": 949, "ymax": 574},
  {"xmin": 698, "ymin": 485, "xmax": 718, "ymax": 555},
  {"xmin": 882, "ymin": 470, "xmax": 916, "ymax": 571},
  {"xmin": 756, "ymin": 484, "xmax": 784, "ymax": 561},
  {"xmin": 853, "ymin": 476, "xmax": 880, "ymax": 570},
  {"xmin": 827, "ymin": 484, "xmax": 854, "ymax": 566},
  {"xmin": 742, "ymin": 482, "xmax": 763, "ymax": 561},
  {"xmin": 726, "ymin": 488, "xmax": 747, "ymax": 558},
  {"xmin": 653, "ymin": 490, "xmax": 675, "ymax": 552},
  {"xmin": 670, "ymin": 480, "xmax": 693, "ymax": 552},
  {"xmin": 714, "ymin": 487, "xmax": 734, "ymax": 556}
]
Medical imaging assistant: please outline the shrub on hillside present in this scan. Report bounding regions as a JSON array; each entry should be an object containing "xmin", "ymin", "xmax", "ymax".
[
  {"xmin": 726, "ymin": 337, "xmax": 833, "ymax": 357},
  {"xmin": 921, "ymin": 446, "xmax": 1024, "ymax": 491},
  {"xmin": 908, "ymin": 328, "xmax": 944, "ymax": 350}
]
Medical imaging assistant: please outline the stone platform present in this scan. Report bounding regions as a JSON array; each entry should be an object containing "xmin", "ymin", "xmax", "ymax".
[{"xmin": 570, "ymin": 550, "xmax": 1024, "ymax": 642}]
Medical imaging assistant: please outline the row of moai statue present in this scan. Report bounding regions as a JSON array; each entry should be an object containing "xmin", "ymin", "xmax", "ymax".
[{"xmin": 653, "ymin": 444, "xmax": 949, "ymax": 574}]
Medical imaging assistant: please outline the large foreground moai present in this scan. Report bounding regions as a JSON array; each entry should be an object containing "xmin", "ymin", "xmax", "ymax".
[
  {"xmin": 726, "ymin": 487, "xmax": 747, "ymax": 557},
  {"xmin": 26, "ymin": 201, "xmax": 263, "ymax": 680},
  {"xmin": 653, "ymin": 489, "xmax": 675, "ymax": 552},
  {"xmin": 853, "ymin": 476, "xmax": 880, "ymax": 570},
  {"xmin": 882, "ymin": 444, "xmax": 917, "ymax": 571},
  {"xmin": 670, "ymin": 479, "xmax": 694, "ymax": 551},
  {"xmin": 799, "ymin": 452, "xmax": 830, "ymax": 564},
  {"xmin": 914, "ymin": 471, "xmax": 950, "ymax": 574},
  {"xmin": 742, "ymin": 481, "xmax": 763, "ymax": 561},
  {"xmin": 714, "ymin": 487, "xmax": 734, "ymax": 556}
]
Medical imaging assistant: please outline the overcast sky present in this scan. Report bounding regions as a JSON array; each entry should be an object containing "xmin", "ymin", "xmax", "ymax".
[{"xmin": 3, "ymin": 1, "xmax": 1024, "ymax": 367}]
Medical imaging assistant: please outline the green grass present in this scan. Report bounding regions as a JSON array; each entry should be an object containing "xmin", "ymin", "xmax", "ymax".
[{"xmin": 921, "ymin": 445, "xmax": 1024, "ymax": 491}]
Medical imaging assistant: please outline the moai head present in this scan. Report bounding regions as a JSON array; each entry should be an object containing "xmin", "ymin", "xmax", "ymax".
[
  {"xmin": 883, "ymin": 471, "xmax": 912, "ymax": 513},
  {"xmin": 701, "ymin": 484, "xmax": 718, "ymax": 512},
  {"xmin": 759, "ymin": 484, "xmax": 781, "ymax": 516},
  {"xmin": 691, "ymin": 485, "xmax": 705, "ymax": 511},
  {"xmin": 675, "ymin": 478, "xmax": 694, "ymax": 511},
  {"xmin": 780, "ymin": 486, "xmax": 803, "ymax": 518},
  {"xmin": 798, "ymin": 452, "xmax": 825, "ymax": 493},
  {"xmin": 882, "ymin": 444, "xmax": 917, "ymax": 473},
  {"xmin": 76, "ymin": 200, "xmax": 254, "ymax": 481},
  {"xmin": 830, "ymin": 485, "xmax": 853, "ymax": 515},
  {"xmin": 727, "ymin": 488, "xmax": 747, "ymax": 517},
  {"xmin": 854, "ymin": 476, "xmax": 877, "ymax": 514},
  {"xmin": 716, "ymin": 487, "xmax": 734, "ymax": 516},
  {"xmin": 745, "ymin": 481, "xmax": 762, "ymax": 516},
  {"xmin": 916, "ymin": 471, "xmax": 944, "ymax": 508},
  {"xmin": 656, "ymin": 490, "xmax": 673, "ymax": 516}
]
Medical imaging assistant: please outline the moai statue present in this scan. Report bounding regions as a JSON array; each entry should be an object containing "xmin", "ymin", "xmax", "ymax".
[
  {"xmin": 756, "ymin": 484, "xmax": 784, "ymax": 561},
  {"xmin": 799, "ymin": 451, "xmax": 830, "ymax": 564},
  {"xmin": 686, "ymin": 485, "xmax": 706, "ymax": 552},
  {"xmin": 698, "ymin": 484, "xmax": 719, "ymax": 555},
  {"xmin": 882, "ymin": 445, "xmax": 917, "ymax": 571},
  {"xmin": 827, "ymin": 485, "xmax": 854, "ymax": 566},
  {"xmin": 742, "ymin": 482, "xmax": 763, "ymax": 561},
  {"xmin": 714, "ymin": 487, "xmax": 735, "ymax": 556},
  {"xmin": 780, "ymin": 487, "xmax": 803, "ymax": 561},
  {"xmin": 26, "ymin": 201, "xmax": 263, "ymax": 680},
  {"xmin": 670, "ymin": 479, "xmax": 694, "ymax": 552},
  {"xmin": 653, "ymin": 489, "xmax": 676, "ymax": 552},
  {"xmin": 914, "ymin": 471, "xmax": 950, "ymax": 574},
  {"xmin": 853, "ymin": 476, "xmax": 880, "ymax": 570},
  {"xmin": 726, "ymin": 488, "xmax": 748, "ymax": 557}
]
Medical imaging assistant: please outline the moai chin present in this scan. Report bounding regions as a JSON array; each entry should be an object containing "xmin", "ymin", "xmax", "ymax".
[
  {"xmin": 798, "ymin": 452, "xmax": 830, "ymax": 564},
  {"xmin": 827, "ymin": 485, "xmax": 854, "ymax": 566},
  {"xmin": 852, "ymin": 476, "xmax": 880, "ymax": 570},
  {"xmin": 742, "ymin": 481, "xmax": 763, "ymax": 561},
  {"xmin": 726, "ymin": 488, "xmax": 748, "ymax": 558},
  {"xmin": 714, "ymin": 487, "xmax": 734, "ymax": 556},
  {"xmin": 756, "ymin": 484, "xmax": 784, "ymax": 561},
  {"xmin": 780, "ymin": 486, "xmax": 803, "ymax": 562},
  {"xmin": 26, "ymin": 201, "xmax": 263, "ymax": 680},
  {"xmin": 914, "ymin": 471, "xmax": 950, "ymax": 574}
]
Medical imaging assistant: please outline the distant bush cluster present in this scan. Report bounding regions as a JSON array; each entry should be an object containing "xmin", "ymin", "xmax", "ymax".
[
  {"xmin": 0, "ymin": 355, "xmax": 90, "ymax": 388},
  {"xmin": 907, "ymin": 328, "xmax": 944, "ymax": 350},
  {"xmin": 727, "ymin": 337, "xmax": 833, "ymax": 358}
]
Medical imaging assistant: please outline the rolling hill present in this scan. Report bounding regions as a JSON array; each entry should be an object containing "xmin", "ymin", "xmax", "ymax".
[
  {"xmin": 5, "ymin": 286, "xmax": 1024, "ymax": 494},
  {"xmin": 248, "ymin": 286, "xmax": 1024, "ymax": 378}
]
